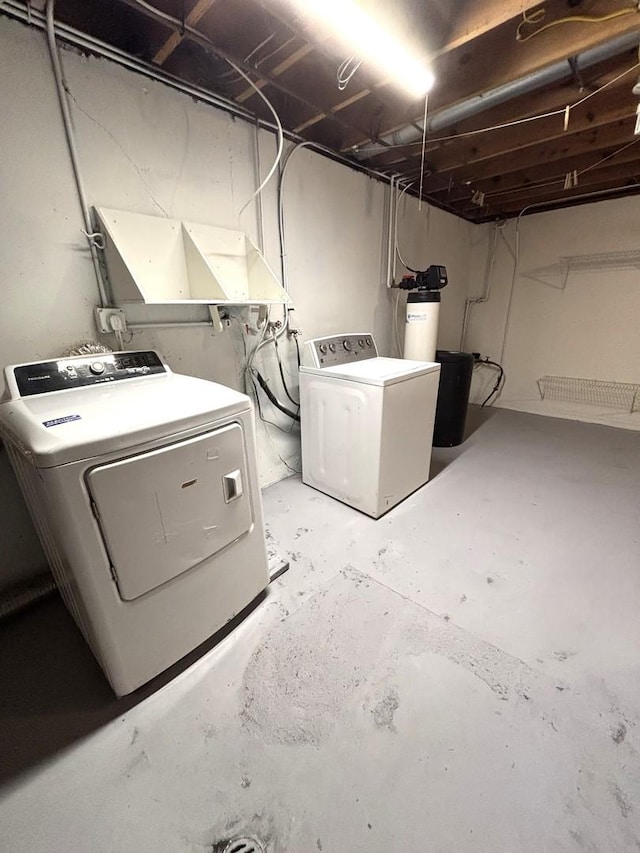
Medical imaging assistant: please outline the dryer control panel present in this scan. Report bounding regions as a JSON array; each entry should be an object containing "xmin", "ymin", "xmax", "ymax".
[
  {"xmin": 12, "ymin": 351, "xmax": 166, "ymax": 397},
  {"xmin": 303, "ymin": 334, "xmax": 378, "ymax": 369}
]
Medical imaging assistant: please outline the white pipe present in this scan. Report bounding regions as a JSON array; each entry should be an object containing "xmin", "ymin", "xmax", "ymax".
[
  {"xmin": 253, "ymin": 119, "xmax": 265, "ymax": 253},
  {"xmin": 394, "ymin": 181, "xmax": 416, "ymax": 275},
  {"xmin": 44, "ymin": 0, "xmax": 109, "ymax": 308},
  {"xmin": 460, "ymin": 221, "xmax": 499, "ymax": 350},
  {"xmin": 499, "ymin": 222, "xmax": 520, "ymax": 368},
  {"xmin": 386, "ymin": 174, "xmax": 397, "ymax": 287}
]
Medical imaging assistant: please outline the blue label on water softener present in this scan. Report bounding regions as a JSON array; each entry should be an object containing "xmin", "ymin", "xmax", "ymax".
[{"xmin": 43, "ymin": 414, "xmax": 82, "ymax": 428}]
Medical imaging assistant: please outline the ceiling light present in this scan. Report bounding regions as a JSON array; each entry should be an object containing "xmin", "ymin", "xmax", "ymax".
[{"xmin": 280, "ymin": 0, "xmax": 435, "ymax": 99}]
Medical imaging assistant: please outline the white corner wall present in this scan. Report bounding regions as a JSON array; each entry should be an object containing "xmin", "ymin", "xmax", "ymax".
[
  {"xmin": 0, "ymin": 16, "xmax": 474, "ymax": 591},
  {"xmin": 465, "ymin": 196, "xmax": 640, "ymax": 430}
]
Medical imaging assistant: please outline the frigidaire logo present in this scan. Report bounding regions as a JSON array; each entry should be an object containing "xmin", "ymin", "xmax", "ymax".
[{"xmin": 28, "ymin": 375, "xmax": 50, "ymax": 380}]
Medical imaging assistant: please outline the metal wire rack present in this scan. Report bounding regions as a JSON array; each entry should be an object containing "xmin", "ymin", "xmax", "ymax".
[{"xmin": 537, "ymin": 375, "xmax": 640, "ymax": 412}]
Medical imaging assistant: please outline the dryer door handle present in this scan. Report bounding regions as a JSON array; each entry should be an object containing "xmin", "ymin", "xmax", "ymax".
[{"xmin": 222, "ymin": 469, "xmax": 243, "ymax": 503}]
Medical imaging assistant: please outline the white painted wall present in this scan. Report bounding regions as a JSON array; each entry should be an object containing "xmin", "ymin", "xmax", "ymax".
[
  {"xmin": 0, "ymin": 17, "xmax": 474, "ymax": 590},
  {"xmin": 466, "ymin": 197, "xmax": 640, "ymax": 430}
]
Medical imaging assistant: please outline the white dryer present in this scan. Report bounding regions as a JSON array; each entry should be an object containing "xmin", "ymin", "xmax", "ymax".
[
  {"xmin": 0, "ymin": 350, "xmax": 268, "ymax": 696},
  {"xmin": 299, "ymin": 334, "xmax": 440, "ymax": 518}
]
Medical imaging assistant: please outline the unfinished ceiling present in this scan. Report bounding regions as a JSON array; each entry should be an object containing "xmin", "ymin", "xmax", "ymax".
[{"xmin": 18, "ymin": 0, "xmax": 640, "ymax": 220}]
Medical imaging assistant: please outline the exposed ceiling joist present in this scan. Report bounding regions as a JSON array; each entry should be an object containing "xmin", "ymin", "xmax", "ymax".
[
  {"xmin": 471, "ymin": 166, "xmax": 640, "ymax": 217},
  {"xmin": 438, "ymin": 0, "xmax": 545, "ymax": 54},
  {"xmin": 47, "ymin": 0, "xmax": 640, "ymax": 220},
  {"xmin": 343, "ymin": 2, "xmax": 640, "ymax": 151},
  {"xmin": 425, "ymin": 98, "xmax": 637, "ymax": 176},
  {"xmin": 236, "ymin": 44, "xmax": 313, "ymax": 103},
  {"xmin": 153, "ymin": 0, "xmax": 218, "ymax": 66},
  {"xmin": 446, "ymin": 116, "xmax": 639, "ymax": 184}
]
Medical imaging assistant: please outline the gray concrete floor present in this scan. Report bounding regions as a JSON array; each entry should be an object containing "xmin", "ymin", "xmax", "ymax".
[{"xmin": 1, "ymin": 408, "xmax": 639, "ymax": 852}]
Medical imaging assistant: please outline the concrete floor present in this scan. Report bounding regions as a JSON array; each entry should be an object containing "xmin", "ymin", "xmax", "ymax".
[{"xmin": 1, "ymin": 408, "xmax": 639, "ymax": 852}]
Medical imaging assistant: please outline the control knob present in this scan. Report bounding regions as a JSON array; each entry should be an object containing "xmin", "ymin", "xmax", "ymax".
[
  {"xmin": 329, "ymin": 343, "xmax": 337, "ymax": 353},
  {"xmin": 318, "ymin": 344, "xmax": 327, "ymax": 355},
  {"xmin": 343, "ymin": 339, "xmax": 353, "ymax": 352},
  {"xmin": 90, "ymin": 360, "xmax": 106, "ymax": 375}
]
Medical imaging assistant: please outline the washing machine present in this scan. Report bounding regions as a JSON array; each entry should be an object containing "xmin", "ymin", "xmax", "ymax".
[
  {"xmin": 299, "ymin": 333, "xmax": 441, "ymax": 518},
  {"xmin": 0, "ymin": 350, "xmax": 269, "ymax": 696}
]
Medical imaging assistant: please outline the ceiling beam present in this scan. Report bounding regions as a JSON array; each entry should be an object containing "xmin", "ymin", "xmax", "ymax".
[
  {"xmin": 153, "ymin": 0, "xmax": 218, "ymax": 66},
  {"xmin": 403, "ymin": 118, "xmax": 639, "ymax": 196},
  {"xmin": 342, "ymin": 0, "xmax": 640, "ymax": 150},
  {"xmin": 433, "ymin": 140, "xmax": 640, "ymax": 202},
  {"xmin": 236, "ymin": 43, "xmax": 313, "ymax": 103},
  {"xmin": 117, "ymin": 0, "xmax": 375, "ymax": 145},
  {"xmin": 416, "ymin": 94, "xmax": 638, "ymax": 177},
  {"xmin": 360, "ymin": 63, "xmax": 634, "ymax": 170},
  {"xmin": 287, "ymin": 1, "xmax": 548, "ymax": 135},
  {"xmin": 472, "ymin": 164, "xmax": 640, "ymax": 216},
  {"xmin": 468, "ymin": 182, "xmax": 640, "ymax": 220},
  {"xmin": 452, "ymin": 115, "xmax": 638, "ymax": 183},
  {"xmin": 233, "ymin": 4, "xmax": 414, "ymax": 129},
  {"xmin": 437, "ymin": 0, "xmax": 545, "ymax": 54},
  {"xmin": 428, "ymin": 146, "xmax": 640, "ymax": 210}
]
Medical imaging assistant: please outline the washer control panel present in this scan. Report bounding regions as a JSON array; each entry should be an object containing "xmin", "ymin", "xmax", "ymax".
[
  {"xmin": 13, "ymin": 351, "xmax": 166, "ymax": 397},
  {"xmin": 303, "ymin": 334, "xmax": 378, "ymax": 369}
]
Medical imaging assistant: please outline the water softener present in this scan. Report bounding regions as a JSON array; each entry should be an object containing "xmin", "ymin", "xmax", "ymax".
[{"xmin": 400, "ymin": 265, "xmax": 448, "ymax": 362}]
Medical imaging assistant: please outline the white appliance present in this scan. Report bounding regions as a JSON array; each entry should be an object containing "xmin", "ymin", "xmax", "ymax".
[
  {"xmin": 299, "ymin": 333, "xmax": 440, "ymax": 518},
  {"xmin": 0, "ymin": 350, "xmax": 269, "ymax": 696},
  {"xmin": 403, "ymin": 291, "xmax": 441, "ymax": 362}
]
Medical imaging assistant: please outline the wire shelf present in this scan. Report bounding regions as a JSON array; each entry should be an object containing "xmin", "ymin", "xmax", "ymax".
[
  {"xmin": 537, "ymin": 375, "xmax": 640, "ymax": 412},
  {"xmin": 559, "ymin": 250, "xmax": 640, "ymax": 272}
]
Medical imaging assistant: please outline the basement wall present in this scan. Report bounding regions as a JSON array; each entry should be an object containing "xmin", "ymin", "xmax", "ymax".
[
  {"xmin": 466, "ymin": 196, "xmax": 640, "ymax": 431},
  {"xmin": 0, "ymin": 16, "xmax": 474, "ymax": 590}
]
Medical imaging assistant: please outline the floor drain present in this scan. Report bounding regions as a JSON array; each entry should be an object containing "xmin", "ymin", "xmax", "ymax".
[{"xmin": 223, "ymin": 838, "xmax": 265, "ymax": 853}]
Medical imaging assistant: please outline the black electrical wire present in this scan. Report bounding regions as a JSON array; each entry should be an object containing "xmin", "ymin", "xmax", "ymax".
[
  {"xmin": 273, "ymin": 334, "xmax": 299, "ymax": 407},
  {"xmin": 477, "ymin": 358, "xmax": 505, "ymax": 407},
  {"xmin": 252, "ymin": 369, "xmax": 301, "ymax": 421},
  {"xmin": 249, "ymin": 373, "xmax": 300, "ymax": 475},
  {"xmin": 293, "ymin": 334, "xmax": 301, "ymax": 368}
]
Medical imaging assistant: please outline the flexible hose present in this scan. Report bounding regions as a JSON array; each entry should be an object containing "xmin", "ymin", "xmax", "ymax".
[
  {"xmin": 0, "ymin": 573, "xmax": 57, "ymax": 622},
  {"xmin": 253, "ymin": 370, "xmax": 300, "ymax": 421}
]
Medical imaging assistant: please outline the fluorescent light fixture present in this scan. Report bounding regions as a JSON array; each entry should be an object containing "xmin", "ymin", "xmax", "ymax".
[{"xmin": 282, "ymin": 0, "xmax": 435, "ymax": 98}]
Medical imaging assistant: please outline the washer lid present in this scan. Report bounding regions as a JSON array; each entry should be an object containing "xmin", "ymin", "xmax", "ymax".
[
  {"xmin": 299, "ymin": 356, "xmax": 440, "ymax": 387},
  {"xmin": 0, "ymin": 373, "xmax": 251, "ymax": 467}
]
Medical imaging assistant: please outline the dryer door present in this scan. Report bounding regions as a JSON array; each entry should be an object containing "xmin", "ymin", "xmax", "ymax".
[{"xmin": 87, "ymin": 423, "xmax": 252, "ymax": 600}]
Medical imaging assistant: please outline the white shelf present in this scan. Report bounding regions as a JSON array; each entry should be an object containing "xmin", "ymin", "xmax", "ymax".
[
  {"xmin": 95, "ymin": 207, "xmax": 288, "ymax": 305},
  {"xmin": 523, "ymin": 249, "xmax": 640, "ymax": 290}
]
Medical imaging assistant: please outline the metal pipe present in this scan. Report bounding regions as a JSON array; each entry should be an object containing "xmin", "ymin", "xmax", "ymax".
[
  {"xmin": 44, "ymin": 0, "xmax": 109, "ymax": 307},
  {"xmin": 127, "ymin": 321, "xmax": 213, "ymax": 329},
  {"xmin": 0, "ymin": 572, "xmax": 57, "ymax": 622},
  {"xmin": 354, "ymin": 30, "xmax": 640, "ymax": 160}
]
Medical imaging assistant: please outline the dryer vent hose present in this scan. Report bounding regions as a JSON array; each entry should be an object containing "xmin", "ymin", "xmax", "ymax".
[{"xmin": 62, "ymin": 341, "xmax": 113, "ymax": 357}]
